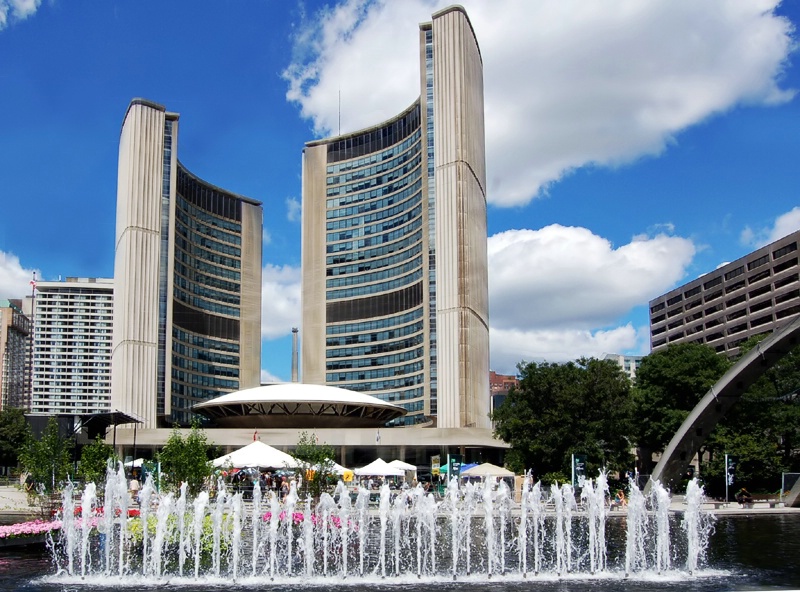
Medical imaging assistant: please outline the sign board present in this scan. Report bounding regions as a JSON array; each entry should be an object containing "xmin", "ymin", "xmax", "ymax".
[
  {"xmin": 431, "ymin": 454, "xmax": 440, "ymax": 476},
  {"xmin": 572, "ymin": 454, "xmax": 587, "ymax": 488},
  {"xmin": 448, "ymin": 454, "xmax": 463, "ymax": 478}
]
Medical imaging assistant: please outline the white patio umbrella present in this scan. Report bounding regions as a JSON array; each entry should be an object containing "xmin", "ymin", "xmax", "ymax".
[
  {"xmin": 212, "ymin": 440, "xmax": 299, "ymax": 469},
  {"xmin": 124, "ymin": 458, "xmax": 145, "ymax": 468},
  {"xmin": 354, "ymin": 458, "xmax": 404, "ymax": 477}
]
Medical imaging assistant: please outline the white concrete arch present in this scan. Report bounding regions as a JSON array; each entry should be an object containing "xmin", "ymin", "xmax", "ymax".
[{"xmin": 646, "ymin": 315, "xmax": 800, "ymax": 495}]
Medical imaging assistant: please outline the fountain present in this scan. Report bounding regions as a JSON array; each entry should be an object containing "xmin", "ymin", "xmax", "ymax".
[{"xmin": 45, "ymin": 465, "xmax": 715, "ymax": 584}]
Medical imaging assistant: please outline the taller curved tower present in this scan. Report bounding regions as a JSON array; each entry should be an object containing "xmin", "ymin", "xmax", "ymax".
[
  {"xmin": 302, "ymin": 7, "xmax": 489, "ymax": 429},
  {"xmin": 112, "ymin": 99, "xmax": 263, "ymax": 428}
]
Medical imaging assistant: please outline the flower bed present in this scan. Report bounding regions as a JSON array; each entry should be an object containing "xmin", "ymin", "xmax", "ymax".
[{"xmin": 0, "ymin": 519, "xmax": 61, "ymax": 541}]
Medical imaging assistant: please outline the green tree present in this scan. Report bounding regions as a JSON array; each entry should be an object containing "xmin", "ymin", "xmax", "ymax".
[
  {"xmin": 19, "ymin": 416, "xmax": 73, "ymax": 492},
  {"xmin": 491, "ymin": 357, "xmax": 635, "ymax": 479},
  {"xmin": 157, "ymin": 422, "xmax": 213, "ymax": 496},
  {"xmin": 77, "ymin": 435, "xmax": 116, "ymax": 486},
  {"xmin": 0, "ymin": 407, "xmax": 31, "ymax": 469},
  {"xmin": 632, "ymin": 343, "xmax": 731, "ymax": 471},
  {"xmin": 293, "ymin": 431, "xmax": 336, "ymax": 499}
]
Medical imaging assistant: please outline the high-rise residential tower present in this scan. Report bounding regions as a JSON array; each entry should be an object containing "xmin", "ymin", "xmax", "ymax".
[
  {"xmin": 301, "ymin": 7, "xmax": 489, "ymax": 429},
  {"xmin": 112, "ymin": 99, "xmax": 263, "ymax": 428},
  {"xmin": 27, "ymin": 278, "xmax": 114, "ymax": 416},
  {"xmin": 0, "ymin": 299, "xmax": 31, "ymax": 410}
]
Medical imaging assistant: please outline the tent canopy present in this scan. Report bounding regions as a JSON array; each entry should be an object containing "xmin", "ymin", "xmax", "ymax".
[
  {"xmin": 354, "ymin": 458, "xmax": 404, "ymax": 477},
  {"xmin": 311, "ymin": 458, "xmax": 349, "ymax": 475},
  {"xmin": 388, "ymin": 459, "xmax": 416, "ymax": 472},
  {"xmin": 212, "ymin": 441, "xmax": 299, "ymax": 469},
  {"xmin": 461, "ymin": 462, "xmax": 514, "ymax": 478}
]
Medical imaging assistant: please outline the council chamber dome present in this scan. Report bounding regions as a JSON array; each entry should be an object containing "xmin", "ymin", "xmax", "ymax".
[{"xmin": 193, "ymin": 383, "xmax": 407, "ymax": 429}]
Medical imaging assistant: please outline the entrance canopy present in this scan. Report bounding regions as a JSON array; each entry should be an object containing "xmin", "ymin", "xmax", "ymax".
[{"xmin": 212, "ymin": 441, "xmax": 299, "ymax": 470}]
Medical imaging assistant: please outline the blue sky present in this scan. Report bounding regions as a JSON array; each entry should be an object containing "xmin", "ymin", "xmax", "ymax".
[{"xmin": 1, "ymin": 0, "xmax": 799, "ymax": 380}]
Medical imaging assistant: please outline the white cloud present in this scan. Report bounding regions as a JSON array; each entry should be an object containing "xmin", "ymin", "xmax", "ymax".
[
  {"xmin": 261, "ymin": 263, "xmax": 301, "ymax": 340},
  {"xmin": 740, "ymin": 206, "xmax": 800, "ymax": 248},
  {"xmin": 285, "ymin": 0, "xmax": 795, "ymax": 207},
  {"xmin": 0, "ymin": 250, "xmax": 39, "ymax": 300},
  {"xmin": 262, "ymin": 228, "xmax": 272, "ymax": 245},
  {"xmin": 260, "ymin": 369, "xmax": 284, "ymax": 384},
  {"xmin": 0, "ymin": 0, "xmax": 42, "ymax": 30},
  {"xmin": 486, "ymin": 225, "xmax": 695, "ymax": 371},
  {"xmin": 490, "ymin": 324, "xmax": 641, "ymax": 373},
  {"xmin": 488, "ymin": 225, "xmax": 696, "ymax": 330},
  {"xmin": 286, "ymin": 197, "xmax": 301, "ymax": 222}
]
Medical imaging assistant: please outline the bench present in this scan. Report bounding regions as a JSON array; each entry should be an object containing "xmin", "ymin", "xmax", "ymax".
[
  {"xmin": 739, "ymin": 493, "xmax": 783, "ymax": 509},
  {"xmin": 706, "ymin": 501, "xmax": 727, "ymax": 509}
]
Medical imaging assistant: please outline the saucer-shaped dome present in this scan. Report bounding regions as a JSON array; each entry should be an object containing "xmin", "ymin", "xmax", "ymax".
[{"xmin": 193, "ymin": 383, "xmax": 407, "ymax": 428}]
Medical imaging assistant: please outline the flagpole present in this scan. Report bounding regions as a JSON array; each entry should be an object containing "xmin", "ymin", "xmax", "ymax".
[{"xmin": 725, "ymin": 453, "xmax": 729, "ymax": 503}]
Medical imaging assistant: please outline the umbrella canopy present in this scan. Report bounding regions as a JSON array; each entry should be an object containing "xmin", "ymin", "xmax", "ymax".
[
  {"xmin": 124, "ymin": 458, "xmax": 145, "ymax": 468},
  {"xmin": 388, "ymin": 459, "xmax": 417, "ymax": 472},
  {"xmin": 212, "ymin": 441, "xmax": 299, "ymax": 469},
  {"xmin": 461, "ymin": 462, "xmax": 514, "ymax": 478},
  {"xmin": 354, "ymin": 458, "xmax": 404, "ymax": 477}
]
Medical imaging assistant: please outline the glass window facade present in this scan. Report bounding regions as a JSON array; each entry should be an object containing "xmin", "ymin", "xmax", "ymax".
[
  {"xmin": 323, "ymin": 104, "xmax": 428, "ymax": 424},
  {"xmin": 169, "ymin": 166, "xmax": 246, "ymax": 425}
]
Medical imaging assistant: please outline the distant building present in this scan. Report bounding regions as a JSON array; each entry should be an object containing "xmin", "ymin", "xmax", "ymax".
[
  {"xmin": 603, "ymin": 353, "xmax": 643, "ymax": 381},
  {"xmin": 112, "ymin": 99, "xmax": 263, "ymax": 429},
  {"xmin": 649, "ymin": 230, "xmax": 800, "ymax": 357},
  {"xmin": 0, "ymin": 299, "xmax": 31, "ymax": 410},
  {"xmin": 489, "ymin": 370, "xmax": 519, "ymax": 420},
  {"xmin": 26, "ymin": 278, "xmax": 113, "ymax": 416},
  {"xmin": 301, "ymin": 7, "xmax": 489, "ymax": 429}
]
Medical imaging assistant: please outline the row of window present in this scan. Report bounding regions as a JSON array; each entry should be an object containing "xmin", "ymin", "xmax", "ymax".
[
  {"xmin": 327, "ymin": 140, "xmax": 422, "ymax": 186},
  {"xmin": 170, "ymin": 369, "xmax": 238, "ymax": 389},
  {"xmin": 327, "ymin": 217, "xmax": 423, "ymax": 256},
  {"xmin": 326, "ymin": 319, "xmax": 424, "ymax": 347},
  {"xmin": 175, "ymin": 204, "xmax": 242, "ymax": 246},
  {"xmin": 175, "ymin": 223, "xmax": 241, "ymax": 259},
  {"xmin": 327, "ymin": 334, "xmax": 424, "ymax": 360},
  {"xmin": 326, "ymin": 255, "xmax": 422, "ymax": 290},
  {"xmin": 327, "ymin": 361, "xmax": 425, "ymax": 383},
  {"xmin": 327, "ymin": 204, "xmax": 423, "ymax": 245},
  {"xmin": 326, "ymin": 346, "xmax": 425, "ymax": 370},
  {"xmin": 333, "ymin": 372, "xmax": 425, "ymax": 392},
  {"xmin": 327, "ymin": 243, "xmax": 422, "ymax": 279},
  {"xmin": 327, "ymin": 229, "xmax": 423, "ymax": 266},
  {"xmin": 173, "ymin": 287, "xmax": 241, "ymax": 318},
  {"xmin": 652, "ymin": 259, "xmax": 798, "ymax": 316},
  {"xmin": 327, "ymin": 269, "xmax": 423, "ymax": 301},
  {"xmin": 174, "ymin": 235, "xmax": 241, "ymax": 269},
  {"xmin": 174, "ymin": 261, "xmax": 241, "ymax": 288},
  {"xmin": 326, "ymin": 166, "xmax": 422, "ymax": 208},
  {"xmin": 326, "ymin": 130, "xmax": 422, "ymax": 175},
  {"xmin": 325, "ymin": 153, "xmax": 422, "ymax": 199},
  {"xmin": 172, "ymin": 328, "xmax": 239, "ymax": 353},
  {"xmin": 652, "ymin": 242, "xmax": 798, "ymax": 313},
  {"xmin": 326, "ymin": 308, "xmax": 423, "ymax": 337},
  {"xmin": 326, "ymin": 189, "xmax": 421, "ymax": 233}
]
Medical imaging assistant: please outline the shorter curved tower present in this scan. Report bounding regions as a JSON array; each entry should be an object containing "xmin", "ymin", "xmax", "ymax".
[
  {"xmin": 302, "ymin": 7, "xmax": 489, "ymax": 429},
  {"xmin": 112, "ymin": 99, "xmax": 262, "ymax": 428}
]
